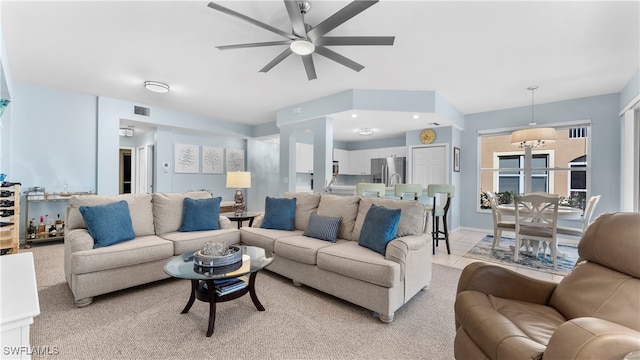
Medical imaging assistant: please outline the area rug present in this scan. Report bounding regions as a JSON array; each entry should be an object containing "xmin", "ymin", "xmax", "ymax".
[{"xmin": 463, "ymin": 235, "xmax": 578, "ymax": 275}]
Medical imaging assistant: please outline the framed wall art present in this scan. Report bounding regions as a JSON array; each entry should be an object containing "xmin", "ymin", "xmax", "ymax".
[
  {"xmin": 226, "ymin": 149, "xmax": 245, "ymax": 171},
  {"xmin": 202, "ymin": 146, "xmax": 224, "ymax": 174},
  {"xmin": 453, "ymin": 147, "xmax": 460, "ymax": 172},
  {"xmin": 174, "ymin": 143, "xmax": 199, "ymax": 173}
]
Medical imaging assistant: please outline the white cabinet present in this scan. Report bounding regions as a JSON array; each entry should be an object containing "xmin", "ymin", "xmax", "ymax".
[
  {"xmin": 296, "ymin": 143, "xmax": 313, "ymax": 173},
  {"xmin": 333, "ymin": 148, "xmax": 349, "ymax": 174},
  {"xmin": 346, "ymin": 149, "xmax": 377, "ymax": 175},
  {"xmin": 377, "ymin": 146, "xmax": 406, "ymax": 158}
]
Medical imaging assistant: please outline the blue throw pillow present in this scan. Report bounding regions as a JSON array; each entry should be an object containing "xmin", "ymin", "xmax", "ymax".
[
  {"xmin": 79, "ymin": 200, "xmax": 136, "ymax": 249},
  {"xmin": 260, "ymin": 196, "xmax": 296, "ymax": 231},
  {"xmin": 303, "ymin": 213, "xmax": 342, "ymax": 242},
  {"xmin": 358, "ymin": 204, "xmax": 402, "ymax": 255},
  {"xmin": 180, "ymin": 197, "xmax": 222, "ymax": 232}
]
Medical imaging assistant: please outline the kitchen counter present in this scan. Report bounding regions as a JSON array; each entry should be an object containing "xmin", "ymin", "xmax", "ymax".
[{"xmin": 329, "ymin": 185, "xmax": 427, "ymax": 197}]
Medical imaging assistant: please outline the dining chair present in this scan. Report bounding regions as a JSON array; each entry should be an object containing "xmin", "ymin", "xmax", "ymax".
[
  {"xmin": 556, "ymin": 195, "xmax": 601, "ymax": 237},
  {"xmin": 513, "ymin": 193, "xmax": 560, "ymax": 268},
  {"xmin": 486, "ymin": 191, "xmax": 515, "ymax": 249},
  {"xmin": 426, "ymin": 184, "xmax": 455, "ymax": 254},
  {"xmin": 356, "ymin": 183, "xmax": 386, "ymax": 197},
  {"xmin": 394, "ymin": 184, "xmax": 423, "ymax": 200}
]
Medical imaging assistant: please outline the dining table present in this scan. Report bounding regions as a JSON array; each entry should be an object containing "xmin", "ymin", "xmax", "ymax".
[{"xmin": 496, "ymin": 204, "xmax": 583, "ymax": 220}]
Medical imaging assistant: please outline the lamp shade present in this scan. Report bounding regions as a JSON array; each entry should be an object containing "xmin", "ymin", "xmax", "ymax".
[
  {"xmin": 511, "ymin": 127, "xmax": 556, "ymax": 148},
  {"xmin": 226, "ymin": 171, "xmax": 251, "ymax": 188}
]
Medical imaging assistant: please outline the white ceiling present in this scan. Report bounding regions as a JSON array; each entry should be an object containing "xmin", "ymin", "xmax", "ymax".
[{"xmin": 2, "ymin": 1, "xmax": 639, "ymax": 142}]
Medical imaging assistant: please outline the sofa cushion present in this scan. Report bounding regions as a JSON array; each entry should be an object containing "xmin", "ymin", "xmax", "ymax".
[
  {"xmin": 68, "ymin": 193, "xmax": 155, "ymax": 236},
  {"xmin": 303, "ymin": 214, "xmax": 342, "ymax": 242},
  {"xmin": 240, "ymin": 227, "xmax": 303, "ymax": 253},
  {"xmin": 284, "ymin": 192, "xmax": 321, "ymax": 230},
  {"xmin": 358, "ymin": 204, "xmax": 401, "ymax": 256},
  {"xmin": 316, "ymin": 194, "xmax": 360, "ymax": 241},
  {"xmin": 153, "ymin": 191, "xmax": 212, "ymax": 235},
  {"xmin": 79, "ymin": 200, "xmax": 136, "ymax": 249},
  {"xmin": 317, "ymin": 241, "xmax": 401, "ymax": 288},
  {"xmin": 179, "ymin": 197, "xmax": 222, "ymax": 232},
  {"xmin": 71, "ymin": 234, "xmax": 174, "ymax": 275},
  {"xmin": 352, "ymin": 197, "xmax": 425, "ymax": 241},
  {"xmin": 159, "ymin": 228, "xmax": 240, "ymax": 255},
  {"xmin": 455, "ymin": 290, "xmax": 566, "ymax": 359},
  {"xmin": 261, "ymin": 196, "xmax": 296, "ymax": 230},
  {"xmin": 274, "ymin": 236, "xmax": 340, "ymax": 265}
]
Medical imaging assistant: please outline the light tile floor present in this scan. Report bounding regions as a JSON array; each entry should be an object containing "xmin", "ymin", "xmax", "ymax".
[{"xmin": 432, "ymin": 229, "xmax": 575, "ymax": 282}]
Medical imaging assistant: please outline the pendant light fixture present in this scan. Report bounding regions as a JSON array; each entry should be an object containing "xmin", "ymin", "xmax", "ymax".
[{"xmin": 511, "ymin": 86, "xmax": 556, "ymax": 148}]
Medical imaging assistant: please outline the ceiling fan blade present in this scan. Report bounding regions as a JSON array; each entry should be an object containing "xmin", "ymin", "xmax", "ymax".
[
  {"xmin": 301, "ymin": 54, "xmax": 317, "ymax": 80},
  {"xmin": 284, "ymin": 0, "xmax": 307, "ymax": 38},
  {"xmin": 306, "ymin": 1, "xmax": 378, "ymax": 41},
  {"xmin": 314, "ymin": 46, "xmax": 364, "ymax": 72},
  {"xmin": 316, "ymin": 36, "xmax": 395, "ymax": 46},
  {"xmin": 259, "ymin": 48, "xmax": 293, "ymax": 73},
  {"xmin": 217, "ymin": 40, "xmax": 292, "ymax": 50},
  {"xmin": 207, "ymin": 2, "xmax": 296, "ymax": 40}
]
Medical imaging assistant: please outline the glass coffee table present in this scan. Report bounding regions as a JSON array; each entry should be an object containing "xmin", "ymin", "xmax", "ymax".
[{"xmin": 164, "ymin": 245, "xmax": 273, "ymax": 337}]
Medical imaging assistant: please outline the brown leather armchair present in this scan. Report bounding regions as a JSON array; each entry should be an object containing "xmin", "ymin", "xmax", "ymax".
[{"xmin": 454, "ymin": 212, "xmax": 640, "ymax": 360}]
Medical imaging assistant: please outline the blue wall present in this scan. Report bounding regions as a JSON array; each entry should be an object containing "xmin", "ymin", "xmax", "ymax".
[{"xmin": 461, "ymin": 93, "xmax": 622, "ymax": 231}]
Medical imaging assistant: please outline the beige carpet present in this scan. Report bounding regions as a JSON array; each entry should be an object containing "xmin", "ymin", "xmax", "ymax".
[{"xmin": 26, "ymin": 242, "xmax": 461, "ymax": 360}]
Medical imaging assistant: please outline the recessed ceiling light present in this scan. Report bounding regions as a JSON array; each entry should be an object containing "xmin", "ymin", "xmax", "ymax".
[
  {"xmin": 144, "ymin": 81, "xmax": 170, "ymax": 93},
  {"xmin": 351, "ymin": 113, "xmax": 358, "ymax": 118},
  {"xmin": 412, "ymin": 114, "xmax": 420, "ymax": 119},
  {"xmin": 357, "ymin": 128, "xmax": 374, "ymax": 136}
]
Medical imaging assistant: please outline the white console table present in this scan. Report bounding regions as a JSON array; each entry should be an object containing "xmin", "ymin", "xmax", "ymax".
[{"xmin": 1, "ymin": 252, "xmax": 41, "ymax": 359}]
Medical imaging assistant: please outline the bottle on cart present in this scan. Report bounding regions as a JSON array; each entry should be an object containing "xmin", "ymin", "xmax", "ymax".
[
  {"xmin": 38, "ymin": 215, "xmax": 45, "ymax": 235},
  {"xmin": 28, "ymin": 218, "xmax": 37, "ymax": 239},
  {"xmin": 55, "ymin": 214, "xmax": 63, "ymax": 231}
]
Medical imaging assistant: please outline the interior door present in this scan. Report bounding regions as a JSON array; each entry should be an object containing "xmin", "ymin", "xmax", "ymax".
[{"xmin": 412, "ymin": 145, "xmax": 448, "ymax": 204}]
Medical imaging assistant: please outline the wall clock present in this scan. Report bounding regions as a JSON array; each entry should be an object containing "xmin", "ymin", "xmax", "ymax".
[{"xmin": 420, "ymin": 128, "xmax": 436, "ymax": 144}]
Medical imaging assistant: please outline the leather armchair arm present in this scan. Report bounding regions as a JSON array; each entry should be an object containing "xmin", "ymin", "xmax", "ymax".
[
  {"xmin": 544, "ymin": 317, "xmax": 640, "ymax": 360},
  {"xmin": 457, "ymin": 262, "xmax": 557, "ymax": 304}
]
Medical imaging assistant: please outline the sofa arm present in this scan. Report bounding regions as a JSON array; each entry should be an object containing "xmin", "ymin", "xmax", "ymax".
[
  {"xmin": 544, "ymin": 317, "xmax": 640, "ymax": 360},
  {"xmin": 386, "ymin": 235, "xmax": 427, "ymax": 261},
  {"xmin": 457, "ymin": 262, "xmax": 557, "ymax": 305},
  {"xmin": 219, "ymin": 216, "xmax": 233, "ymax": 230},
  {"xmin": 65, "ymin": 229, "xmax": 95, "ymax": 253}
]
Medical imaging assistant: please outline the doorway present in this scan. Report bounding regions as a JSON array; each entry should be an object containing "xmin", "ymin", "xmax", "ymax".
[
  {"xmin": 119, "ymin": 148, "xmax": 134, "ymax": 194},
  {"xmin": 411, "ymin": 145, "xmax": 448, "ymax": 187}
]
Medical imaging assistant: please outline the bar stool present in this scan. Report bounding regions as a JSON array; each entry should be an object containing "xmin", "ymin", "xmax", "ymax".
[
  {"xmin": 394, "ymin": 184, "xmax": 423, "ymax": 200},
  {"xmin": 425, "ymin": 184, "xmax": 455, "ymax": 254},
  {"xmin": 356, "ymin": 183, "xmax": 386, "ymax": 197}
]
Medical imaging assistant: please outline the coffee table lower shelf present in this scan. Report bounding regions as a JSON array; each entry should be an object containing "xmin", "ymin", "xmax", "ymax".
[{"xmin": 181, "ymin": 272, "xmax": 264, "ymax": 337}]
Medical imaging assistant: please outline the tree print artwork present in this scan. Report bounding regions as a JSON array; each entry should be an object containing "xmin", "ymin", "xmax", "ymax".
[
  {"xmin": 202, "ymin": 146, "xmax": 223, "ymax": 174},
  {"xmin": 174, "ymin": 143, "xmax": 199, "ymax": 173},
  {"xmin": 226, "ymin": 149, "xmax": 245, "ymax": 171}
]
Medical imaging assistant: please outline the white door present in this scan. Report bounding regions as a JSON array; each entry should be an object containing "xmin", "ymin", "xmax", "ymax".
[
  {"xmin": 412, "ymin": 145, "xmax": 448, "ymax": 188},
  {"xmin": 136, "ymin": 146, "xmax": 147, "ymax": 193}
]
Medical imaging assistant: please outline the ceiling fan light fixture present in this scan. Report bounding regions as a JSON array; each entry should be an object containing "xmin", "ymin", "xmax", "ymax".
[
  {"xmin": 358, "ymin": 128, "xmax": 374, "ymax": 136},
  {"xmin": 290, "ymin": 39, "xmax": 315, "ymax": 55},
  {"xmin": 144, "ymin": 81, "xmax": 170, "ymax": 93}
]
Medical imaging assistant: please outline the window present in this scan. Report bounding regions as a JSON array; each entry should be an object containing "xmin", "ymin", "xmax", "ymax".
[
  {"xmin": 497, "ymin": 154, "xmax": 550, "ymax": 193},
  {"xmin": 569, "ymin": 127, "xmax": 588, "ymax": 138},
  {"xmin": 479, "ymin": 125, "xmax": 590, "ymax": 209}
]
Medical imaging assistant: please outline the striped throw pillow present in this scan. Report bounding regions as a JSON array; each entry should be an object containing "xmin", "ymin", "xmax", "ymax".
[{"xmin": 303, "ymin": 213, "xmax": 342, "ymax": 242}]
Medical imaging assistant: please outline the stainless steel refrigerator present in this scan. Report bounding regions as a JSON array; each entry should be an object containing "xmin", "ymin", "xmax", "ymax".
[{"xmin": 371, "ymin": 157, "xmax": 406, "ymax": 186}]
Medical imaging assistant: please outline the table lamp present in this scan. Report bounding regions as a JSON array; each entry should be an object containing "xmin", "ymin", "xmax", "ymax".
[{"xmin": 226, "ymin": 171, "xmax": 251, "ymax": 214}]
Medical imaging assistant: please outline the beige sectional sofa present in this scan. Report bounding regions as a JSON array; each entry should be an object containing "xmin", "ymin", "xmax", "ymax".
[
  {"xmin": 241, "ymin": 192, "xmax": 432, "ymax": 323},
  {"xmin": 65, "ymin": 191, "xmax": 431, "ymax": 324},
  {"xmin": 64, "ymin": 191, "xmax": 239, "ymax": 307}
]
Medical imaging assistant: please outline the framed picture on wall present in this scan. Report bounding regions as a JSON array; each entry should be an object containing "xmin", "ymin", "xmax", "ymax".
[
  {"xmin": 226, "ymin": 149, "xmax": 245, "ymax": 171},
  {"xmin": 202, "ymin": 146, "xmax": 224, "ymax": 174},
  {"xmin": 174, "ymin": 143, "xmax": 199, "ymax": 173},
  {"xmin": 453, "ymin": 147, "xmax": 460, "ymax": 172}
]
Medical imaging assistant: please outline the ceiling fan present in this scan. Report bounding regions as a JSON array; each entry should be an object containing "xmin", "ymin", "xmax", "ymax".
[{"xmin": 207, "ymin": 0, "xmax": 395, "ymax": 80}]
